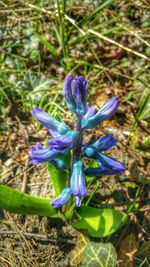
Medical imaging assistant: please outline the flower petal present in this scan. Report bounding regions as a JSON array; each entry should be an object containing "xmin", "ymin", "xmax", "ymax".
[
  {"xmin": 48, "ymin": 130, "xmax": 79, "ymax": 152},
  {"xmin": 85, "ymin": 166, "xmax": 115, "ymax": 177},
  {"xmin": 92, "ymin": 134, "xmax": 117, "ymax": 151},
  {"xmin": 70, "ymin": 160, "xmax": 87, "ymax": 198},
  {"xmin": 63, "ymin": 74, "xmax": 88, "ymax": 116},
  {"xmin": 30, "ymin": 143, "xmax": 60, "ymax": 164},
  {"xmin": 82, "ymin": 96, "xmax": 119, "ymax": 129},
  {"xmin": 96, "ymin": 153, "xmax": 126, "ymax": 175},
  {"xmin": 32, "ymin": 106, "xmax": 70, "ymax": 136},
  {"xmin": 75, "ymin": 196, "xmax": 81, "ymax": 207},
  {"xmin": 81, "ymin": 105, "xmax": 96, "ymax": 128},
  {"xmin": 84, "ymin": 146, "xmax": 96, "ymax": 158},
  {"xmin": 51, "ymin": 188, "xmax": 72, "ymax": 208}
]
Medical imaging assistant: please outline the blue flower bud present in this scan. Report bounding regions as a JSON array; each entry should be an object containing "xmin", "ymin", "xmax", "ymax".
[
  {"xmin": 32, "ymin": 106, "xmax": 70, "ymax": 136},
  {"xmin": 48, "ymin": 130, "xmax": 79, "ymax": 152},
  {"xmin": 82, "ymin": 96, "xmax": 119, "ymax": 129},
  {"xmin": 51, "ymin": 188, "xmax": 72, "ymax": 208},
  {"xmin": 50, "ymin": 158, "xmax": 66, "ymax": 171},
  {"xmin": 85, "ymin": 166, "xmax": 115, "ymax": 177},
  {"xmin": 84, "ymin": 134, "xmax": 125, "ymax": 177},
  {"xmin": 84, "ymin": 147, "xmax": 96, "ymax": 158},
  {"xmin": 63, "ymin": 74, "xmax": 88, "ymax": 116},
  {"xmin": 29, "ymin": 143, "xmax": 60, "ymax": 164},
  {"xmin": 96, "ymin": 153, "xmax": 126, "ymax": 175},
  {"xmin": 92, "ymin": 134, "xmax": 117, "ymax": 151},
  {"xmin": 75, "ymin": 196, "xmax": 81, "ymax": 207},
  {"xmin": 30, "ymin": 131, "xmax": 79, "ymax": 165},
  {"xmin": 70, "ymin": 160, "xmax": 87, "ymax": 205},
  {"xmin": 82, "ymin": 105, "xmax": 96, "ymax": 122}
]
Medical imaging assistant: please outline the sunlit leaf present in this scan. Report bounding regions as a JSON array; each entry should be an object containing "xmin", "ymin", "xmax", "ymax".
[
  {"xmin": 47, "ymin": 153, "xmax": 70, "ymax": 197},
  {"xmin": 73, "ymin": 205, "xmax": 127, "ymax": 237},
  {"xmin": 0, "ymin": 185, "xmax": 58, "ymax": 218}
]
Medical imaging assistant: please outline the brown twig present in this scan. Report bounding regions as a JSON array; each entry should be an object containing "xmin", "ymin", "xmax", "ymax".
[{"xmin": 0, "ymin": 230, "xmax": 75, "ymax": 244}]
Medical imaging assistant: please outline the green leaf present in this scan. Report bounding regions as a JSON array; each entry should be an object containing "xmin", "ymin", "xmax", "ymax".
[
  {"xmin": 138, "ymin": 90, "xmax": 150, "ymax": 121},
  {"xmin": 136, "ymin": 240, "xmax": 150, "ymax": 258},
  {"xmin": 47, "ymin": 153, "xmax": 70, "ymax": 197},
  {"xmin": 78, "ymin": 0, "xmax": 115, "ymax": 26},
  {"xmin": 81, "ymin": 242, "xmax": 117, "ymax": 267},
  {"xmin": 0, "ymin": 185, "xmax": 58, "ymax": 218},
  {"xmin": 34, "ymin": 32, "xmax": 58, "ymax": 56},
  {"xmin": 47, "ymin": 162, "xmax": 67, "ymax": 197},
  {"xmin": 73, "ymin": 205, "xmax": 127, "ymax": 237},
  {"xmin": 143, "ymin": 136, "xmax": 150, "ymax": 147}
]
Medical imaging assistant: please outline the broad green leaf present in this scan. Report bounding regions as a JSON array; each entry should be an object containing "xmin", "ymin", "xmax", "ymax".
[
  {"xmin": 73, "ymin": 205, "xmax": 127, "ymax": 237},
  {"xmin": 81, "ymin": 242, "xmax": 117, "ymax": 267},
  {"xmin": 47, "ymin": 153, "xmax": 70, "ymax": 197},
  {"xmin": 0, "ymin": 185, "xmax": 58, "ymax": 218},
  {"xmin": 47, "ymin": 162, "xmax": 67, "ymax": 197}
]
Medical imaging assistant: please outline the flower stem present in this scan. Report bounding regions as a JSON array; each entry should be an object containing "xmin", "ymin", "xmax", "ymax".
[{"xmin": 72, "ymin": 116, "xmax": 83, "ymax": 162}]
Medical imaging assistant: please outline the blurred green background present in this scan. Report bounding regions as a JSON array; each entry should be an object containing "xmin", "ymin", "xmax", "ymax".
[{"xmin": 0, "ymin": 0, "xmax": 150, "ymax": 130}]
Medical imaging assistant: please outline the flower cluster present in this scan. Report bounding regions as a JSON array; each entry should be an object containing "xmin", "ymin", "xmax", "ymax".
[{"xmin": 30, "ymin": 74, "xmax": 126, "ymax": 208}]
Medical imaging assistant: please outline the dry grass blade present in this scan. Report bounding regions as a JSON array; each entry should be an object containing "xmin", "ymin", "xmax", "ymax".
[
  {"xmin": 26, "ymin": 3, "xmax": 150, "ymax": 62},
  {"xmin": 88, "ymin": 29, "xmax": 150, "ymax": 62}
]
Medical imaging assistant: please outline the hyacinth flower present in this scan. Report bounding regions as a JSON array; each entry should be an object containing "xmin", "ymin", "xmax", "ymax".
[
  {"xmin": 70, "ymin": 160, "xmax": 87, "ymax": 207},
  {"xmin": 51, "ymin": 188, "xmax": 72, "ymax": 208},
  {"xmin": 63, "ymin": 74, "xmax": 88, "ymax": 116},
  {"xmin": 84, "ymin": 134, "xmax": 126, "ymax": 176},
  {"xmin": 30, "ymin": 130, "xmax": 78, "ymax": 165},
  {"xmin": 32, "ymin": 106, "xmax": 70, "ymax": 137},
  {"xmin": 30, "ymin": 143, "xmax": 60, "ymax": 164},
  {"xmin": 82, "ymin": 96, "xmax": 119, "ymax": 129},
  {"xmin": 30, "ymin": 73, "xmax": 125, "ymax": 209},
  {"xmin": 48, "ymin": 130, "xmax": 78, "ymax": 152},
  {"xmin": 30, "ymin": 144, "xmax": 66, "ymax": 170}
]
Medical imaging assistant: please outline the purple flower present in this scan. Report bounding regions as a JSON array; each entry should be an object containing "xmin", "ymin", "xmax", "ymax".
[
  {"xmin": 82, "ymin": 105, "xmax": 96, "ymax": 122},
  {"xmin": 75, "ymin": 196, "xmax": 81, "ymax": 208},
  {"xmin": 84, "ymin": 133, "xmax": 125, "ymax": 176},
  {"xmin": 96, "ymin": 153, "xmax": 126, "ymax": 175},
  {"xmin": 48, "ymin": 130, "xmax": 79, "ymax": 152},
  {"xmin": 85, "ymin": 166, "xmax": 117, "ymax": 177},
  {"xmin": 84, "ymin": 150, "xmax": 125, "ymax": 176},
  {"xmin": 63, "ymin": 74, "xmax": 88, "ymax": 116},
  {"xmin": 84, "ymin": 134, "xmax": 117, "ymax": 157},
  {"xmin": 51, "ymin": 188, "xmax": 72, "ymax": 208},
  {"xmin": 70, "ymin": 160, "xmax": 87, "ymax": 207},
  {"xmin": 82, "ymin": 96, "xmax": 119, "ymax": 129},
  {"xmin": 32, "ymin": 106, "xmax": 70, "ymax": 136},
  {"xmin": 29, "ymin": 74, "xmax": 126, "ymax": 210},
  {"xmin": 30, "ymin": 143, "xmax": 60, "ymax": 164},
  {"xmin": 30, "ymin": 130, "xmax": 79, "ymax": 164},
  {"xmin": 92, "ymin": 134, "xmax": 117, "ymax": 151}
]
